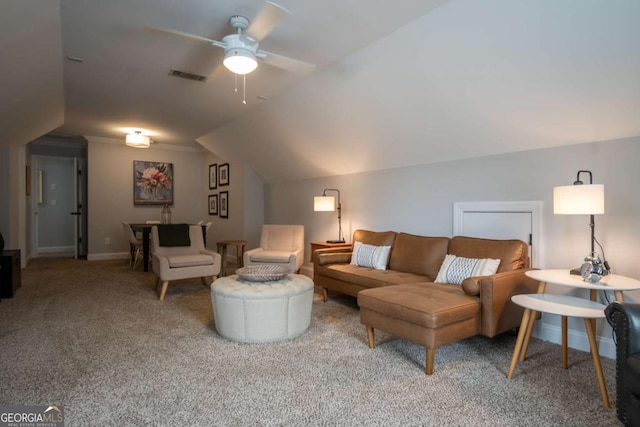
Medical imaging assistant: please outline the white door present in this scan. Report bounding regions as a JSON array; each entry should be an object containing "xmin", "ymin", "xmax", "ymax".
[{"xmin": 453, "ymin": 201, "xmax": 543, "ymax": 268}]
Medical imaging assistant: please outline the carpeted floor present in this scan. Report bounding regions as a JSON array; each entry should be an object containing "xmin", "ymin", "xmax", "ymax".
[{"xmin": 0, "ymin": 258, "xmax": 621, "ymax": 426}]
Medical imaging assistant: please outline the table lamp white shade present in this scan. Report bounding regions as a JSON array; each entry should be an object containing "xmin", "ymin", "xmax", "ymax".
[
  {"xmin": 553, "ymin": 184, "xmax": 604, "ymax": 215},
  {"xmin": 314, "ymin": 196, "xmax": 335, "ymax": 212}
]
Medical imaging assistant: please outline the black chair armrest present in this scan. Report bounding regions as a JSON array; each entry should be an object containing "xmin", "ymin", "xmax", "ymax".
[{"xmin": 605, "ymin": 301, "xmax": 640, "ymax": 426}]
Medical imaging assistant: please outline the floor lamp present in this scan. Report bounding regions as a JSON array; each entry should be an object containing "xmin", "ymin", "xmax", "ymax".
[
  {"xmin": 314, "ymin": 189, "xmax": 345, "ymax": 243},
  {"xmin": 553, "ymin": 170, "xmax": 608, "ymax": 277}
]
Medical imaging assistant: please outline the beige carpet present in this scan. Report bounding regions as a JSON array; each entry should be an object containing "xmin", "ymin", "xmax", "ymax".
[{"xmin": 0, "ymin": 258, "xmax": 620, "ymax": 426}]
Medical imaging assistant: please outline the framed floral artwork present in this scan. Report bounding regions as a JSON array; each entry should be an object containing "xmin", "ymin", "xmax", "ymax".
[
  {"xmin": 133, "ymin": 161, "xmax": 173, "ymax": 205},
  {"xmin": 220, "ymin": 191, "xmax": 229, "ymax": 218},
  {"xmin": 209, "ymin": 164, "xmax": 217, "ymax": 189},
  {"xmin": 208, "ymin": 194, "xmax": 218, "ymax": 215},
  {"xmin": 219, "ymin": 163, "xmax": 230, "ymax": 186}
]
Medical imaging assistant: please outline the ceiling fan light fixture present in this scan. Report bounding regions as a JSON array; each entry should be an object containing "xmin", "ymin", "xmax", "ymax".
[
  {"xmin": 125, "ymin": 131, "xmax": 150, "ymax": 148},
  {"xmin": 223, "ymin": 48, "xmax": 258, "ymax": 75}
]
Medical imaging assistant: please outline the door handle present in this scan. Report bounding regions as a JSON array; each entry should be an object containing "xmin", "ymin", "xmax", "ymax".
[{"xmin": 70, "ymin": 212, "xmax": 81, "ymax": 216}]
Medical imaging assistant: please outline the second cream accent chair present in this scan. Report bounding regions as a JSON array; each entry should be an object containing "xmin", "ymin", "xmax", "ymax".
[
  {"xmin": 243, "ymin": 225, "xmax": 304, "ymax": 273},
  {"xmin": 151, "ymin": 225, "xmax": 221, "ymax": 301}
]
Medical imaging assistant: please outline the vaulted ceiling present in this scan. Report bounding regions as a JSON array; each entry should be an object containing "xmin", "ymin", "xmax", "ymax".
[{"xmin": 2, "ymin": 0, "xmax": 639, "ymax": 183}]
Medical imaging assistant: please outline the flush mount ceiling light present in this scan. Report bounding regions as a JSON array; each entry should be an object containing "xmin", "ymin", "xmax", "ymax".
[
  {"xmin": 125, "ymin": 131, "xmax": 150, "ymax": 148},
  {"xmin": 223, "ymin": 48, "xmax": 258, "ymax": 75}
]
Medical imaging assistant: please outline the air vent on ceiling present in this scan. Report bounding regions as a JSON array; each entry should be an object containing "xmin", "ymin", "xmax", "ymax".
[{"xmin": 168, "ymin": 69, "xmax": 207, "ymax": 82}]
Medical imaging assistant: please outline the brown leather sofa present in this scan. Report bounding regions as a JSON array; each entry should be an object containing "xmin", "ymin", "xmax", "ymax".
[{"xmin": 314, "ymin": 230, "xmax": 539, "ymax": 373}]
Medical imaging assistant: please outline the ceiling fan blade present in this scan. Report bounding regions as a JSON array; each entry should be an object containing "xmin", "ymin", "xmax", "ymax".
[
  {"xmin": 257, "ymin": 50, "xmax": 316, "ymax": 76},
  {"xmin": 208, "ymin": 63, "xmax": 229, "ymax": 81},
  {"xmin": 245, "ymin": 2, "xmax": 291, "ymax": 42},
  {"xmin": 144, "ymin": 26, "xmax": 226, "ymax": 48}
]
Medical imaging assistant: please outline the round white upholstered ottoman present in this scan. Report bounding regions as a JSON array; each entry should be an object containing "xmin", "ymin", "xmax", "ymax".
[{"xmin": 210, "ymin": 274, "xmax": 314, "ymax": 343}]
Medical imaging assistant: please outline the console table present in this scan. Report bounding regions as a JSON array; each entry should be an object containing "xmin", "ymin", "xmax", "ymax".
[
  {"xmin": 0, "ymin": 249, "xmax": 21, "ymax": 298},
  {"xmin": 507, "ymin": 269, "xmax": 640, "ymax": 409}
]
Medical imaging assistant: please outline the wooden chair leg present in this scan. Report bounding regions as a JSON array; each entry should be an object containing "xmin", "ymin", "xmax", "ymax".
[
  {"xmin": 158, "ymin": 281, "xmax": 169, "ymax": 301},
  {"xmin": 322, "ymin": 288, "xmax": 328, "ymax": 302},
  {"xmin": 201, "ymin": 277, "xmax": 209, "ymax": 287},
  {"xmin": 425, "ymin": 348, "xmax": 435, "ymax": 375},
  {"xmin": 366, "ymin": 326, "xmax": 375, "ymax": 348}
]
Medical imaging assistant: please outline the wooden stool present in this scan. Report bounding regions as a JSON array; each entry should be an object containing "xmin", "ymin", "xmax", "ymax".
[{"xmin": 216, "ymin": 240, "xmax": 247, "ymax": 276}]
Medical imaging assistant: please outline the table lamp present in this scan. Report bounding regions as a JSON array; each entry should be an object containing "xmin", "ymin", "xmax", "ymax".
[{"xmin": 314, "ymin": 188, "xmax": 345, "ymax": 243}]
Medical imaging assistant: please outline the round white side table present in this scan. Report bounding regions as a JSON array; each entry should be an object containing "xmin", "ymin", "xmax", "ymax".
[{"xmin": 507, "ymin": 269, "xmax": 640, "ymax": 409}]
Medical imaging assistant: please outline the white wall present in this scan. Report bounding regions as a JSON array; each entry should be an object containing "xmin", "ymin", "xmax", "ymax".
[
  {"xmin": 265, "ymin": 136, "xmax": 640, "ymax": 358},
  {"xmin": 200, "ymin": 152, "xmax": 264, "ymax": 251},
  {"xmin": 87, "ymin": 138, "xmax": 210, "ymax": 258}
]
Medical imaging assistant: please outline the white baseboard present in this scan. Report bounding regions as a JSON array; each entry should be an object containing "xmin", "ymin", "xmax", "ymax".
[
  {"xmin": 37, "ymin": 245, "xmax": 74, "ymax": 254},
  {"xmin": 87, "ymin": 252, "xmax": 129, "ymax": 261},
  {"xmin": 532, "ymin": 317, "xmax": 615, "ymax": 360}
]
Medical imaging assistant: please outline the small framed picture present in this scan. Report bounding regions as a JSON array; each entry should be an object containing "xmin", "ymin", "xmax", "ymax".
[
  {"xmin": 209, "ymin": 164, "xmax": 218, "ymax": 189},
  {"xmin": 220, "ymin": 191, "xmax": 229, "ymax": 218},
  {"xmin": 219, "ymin": 163, "xmax": 230, "ymax": 186},
  {"xmin": 208, "ymin": 194, "xmax": 218, "ymax": 215}
]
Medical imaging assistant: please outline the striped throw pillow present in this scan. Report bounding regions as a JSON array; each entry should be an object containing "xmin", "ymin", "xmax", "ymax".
[
  {"xmin": 350, "ymin": 241, "xmax": 391, "ymax": 270},
  {"xmin": 434, "ymin": 254, "xmax": 500, "ymax": 285}
]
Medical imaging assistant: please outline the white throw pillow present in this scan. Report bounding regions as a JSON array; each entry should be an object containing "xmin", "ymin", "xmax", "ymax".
[
  {"xmin": 434, "ymin": 254, "xmax": 501, "ymax": 285},
  {"xmin": 350, "ymin": 241, "xmax": 391, "ymax": 270}
]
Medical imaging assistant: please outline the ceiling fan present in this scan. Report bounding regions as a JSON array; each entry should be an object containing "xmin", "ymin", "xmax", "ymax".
[{"xmin": 146, "ymin": 1, "xmax": 316, "ymax": 77}]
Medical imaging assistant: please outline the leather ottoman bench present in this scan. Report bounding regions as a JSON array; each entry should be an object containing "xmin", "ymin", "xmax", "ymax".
[{"xmin": 358, "ymin": 284, "xmax": 481, "ymax": 374}]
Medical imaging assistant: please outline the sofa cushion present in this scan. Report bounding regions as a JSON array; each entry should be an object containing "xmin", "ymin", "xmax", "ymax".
[
  {"xmin": 449, "ymin": 236, "xmax": 528, "ymax": 272},
  {"xmin": 358, "ymin": 284, "xmax": 480, "ymax": 329},
  {"xmin": 320, "ymin": 264, "xmax": 435, "ymax": 289},
  {"xmin": 352, "ymin": 230, "xmax": 397, "ymax": 247},
  {"xmin": 389, "ymin": 233, "xmax": 449, "ymax": 278},
  {"xmin": 434, "ymin": 254, "xmax": 500, "ymax": 285},
  {"xmin": 168, "ymin": 254, "xmax": 214, "ymax": 268},
  {"xmin": 350, "ymin": 242, "xmax": 391, "ymax": 270}
]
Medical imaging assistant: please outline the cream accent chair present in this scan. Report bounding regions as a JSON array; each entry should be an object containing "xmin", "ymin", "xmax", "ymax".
[
  {"xmin": 243, "ymin": 224, "xmax": 304, "ymax": 273},
  {"xmin": 151, "ymin": 225, "xmax": 221, "ymax": 301}
]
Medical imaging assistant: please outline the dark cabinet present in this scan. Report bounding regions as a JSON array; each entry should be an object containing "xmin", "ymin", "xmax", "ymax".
[{"xmin": 0, "ymin": 249, "xmax": 21, "ymax": 298}]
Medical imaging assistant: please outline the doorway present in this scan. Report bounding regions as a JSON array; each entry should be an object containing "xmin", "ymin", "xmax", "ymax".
[{"xmin": 29, "ymin": 136, "xmax": 88, "ymax": 259}]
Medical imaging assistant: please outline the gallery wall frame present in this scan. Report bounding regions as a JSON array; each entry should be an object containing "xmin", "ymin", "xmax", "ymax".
[
  {"xmin": 208, "ymin": 194, "xmax": 218, "ymax": 215},
  {"xmin": 219, "ymin": 163, "xmax": 230, "ymax": 186},
  {"xmin": 219, "ymin": 191, "xmax": 229, "ymax": 218},
  {"xmin": 133, "ymin": 160, "xmax": 174, "ymax": 205},
  {"xmin": 209, "ymin": 164, "xmax": 217, "ymax": 189}
]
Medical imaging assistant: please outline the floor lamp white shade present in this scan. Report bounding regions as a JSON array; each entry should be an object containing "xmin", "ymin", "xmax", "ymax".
[
  {"xmin": 314, "ymin": 196, "xmax": 335, "ymax": 212},
  {"xmin": 553, "ymin": 184, "xmax": 605, "ymax": 215}
]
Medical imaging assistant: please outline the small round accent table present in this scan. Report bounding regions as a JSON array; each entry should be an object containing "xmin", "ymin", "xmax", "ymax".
[
  {"xmin": 216, "ymin": 240, "xmax": 247, "ymax": 276},
  {"xmin": 210, "ymin": 273, "xmax": 314, "ymax": 343}
]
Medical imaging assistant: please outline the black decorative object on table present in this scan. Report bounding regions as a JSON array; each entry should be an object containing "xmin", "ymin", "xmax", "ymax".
[{"xmin": 0, "ymin": 232, "xmax": 4, "ymax": 252}]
